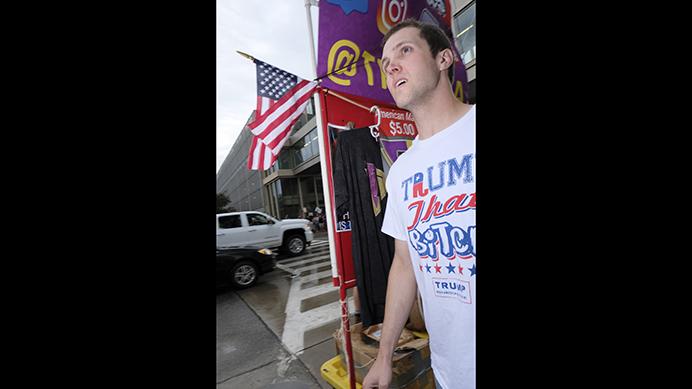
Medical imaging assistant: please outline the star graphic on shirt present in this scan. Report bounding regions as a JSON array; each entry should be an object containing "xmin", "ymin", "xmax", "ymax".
[
  {"xmin": 470, "ymin": 264, "xmax": 476, "ymax": 276},
  {"xmin": 425, "ymin": 264, "xmax": 432, "ymax": 273},
  {"xmin": 446, "ymin": 263, "xmax": 455, "ymax": 273},
  {"xmin": 458, "ymin": 265, "xmax": 464, "ymax": 274},
  {"xmin": 434, "ymin": 264, "xmax": 442, "ymax": 273}
]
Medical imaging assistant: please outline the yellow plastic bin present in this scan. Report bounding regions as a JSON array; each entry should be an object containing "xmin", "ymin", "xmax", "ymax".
[
  {"xmin": 320, "ymin": 355, "xmax": 362, "ymax": 389},
  {"xmin": 320, "ymin": 331, "xmax": 430, "ymax": 389}
]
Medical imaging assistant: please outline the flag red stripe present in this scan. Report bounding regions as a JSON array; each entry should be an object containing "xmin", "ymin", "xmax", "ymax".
[
  {"xmin": 248, "ymin": 135, "xmax": 276, "ymax": 170},
  {"xmin": 248, "ymin": 135, "xmax": 259, "ymax": 170},
  {"xmin": 248, "ymin": 80, "xmax": 312, "ymax": 130},
  {"xmin": 258, "ymin": 137, "xmax": 266, "ymax": 169},
  {"xmin": 255, "ymin": 88, "xmax": 314, "ymax": 142},
  {"xmin": 265, "ymin": 108, "xmax": 307, "ymax": 151},
  {"xmin": 256, "ymin": 96, "xmax": 263, "ymax": 116}
]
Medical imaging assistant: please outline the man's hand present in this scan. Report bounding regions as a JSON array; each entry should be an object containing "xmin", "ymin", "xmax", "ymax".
[{"xmin": 362, "ymin": 356, "xmax": 392, "ymax": 388}]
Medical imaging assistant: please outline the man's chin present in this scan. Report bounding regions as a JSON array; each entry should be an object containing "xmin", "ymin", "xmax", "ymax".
[
  {"xmin": 391, "ymin": 95, "xmax": 408, "ymax": 110},
  {"xmin": 397, "ymin": 101, "xmax": 411, "ymax": 110}
]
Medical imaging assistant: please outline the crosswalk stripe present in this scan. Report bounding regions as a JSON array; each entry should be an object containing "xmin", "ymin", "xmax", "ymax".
[
  {"xmin": 294, "ymin": 298, "xmax": 353, "ymax": 323},
  {"xmin": 282, "ymin": 293, "xmax": 355, "ymax": 354},
  {"xmin": 276, "ymin": 239, "xmax": 347, "ymax": 354},
  {"xmin": 279, "ymin": 254, "xmax": 331, "ymax": 269},
  {"xmin": 274, "ymin": 263, "xmax": 296, "ymax": 274},
  {"xmin": 299, "ymin": 280, "xmax": 339, "ymax": 300},
  {"xmin": 288, "ymin": 261, "xmax": 332, "ymax": 276},
  {"xmin": 279, "ymin": 249, "xmax": 330, "ymax": 265},
  {"xmin": 295, "ymin": 269, "xmax": 333, "ymax": 284},
  {"xmin": 276, "ymin": 256, "xmax": 331, "ymax": 276}
]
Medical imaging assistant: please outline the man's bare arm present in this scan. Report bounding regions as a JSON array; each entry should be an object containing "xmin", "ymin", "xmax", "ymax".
[{"xmin": 362, "ymin": 239, "xmax": 417, "ymax": 388}]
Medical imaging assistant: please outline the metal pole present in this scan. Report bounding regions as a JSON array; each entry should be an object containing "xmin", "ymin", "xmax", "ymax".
[
  {"xmin": 302, "ymin": 0, "xmax": 338, "ymax": 287},
  {"xmin": 303, "ymin": 2, "xmax": 356, "ymax": 389}
]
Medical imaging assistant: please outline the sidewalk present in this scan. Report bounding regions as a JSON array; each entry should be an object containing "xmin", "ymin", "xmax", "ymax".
[{"xmin": 216, "ymin": 291, "xmax": 322, "ymax": 389}]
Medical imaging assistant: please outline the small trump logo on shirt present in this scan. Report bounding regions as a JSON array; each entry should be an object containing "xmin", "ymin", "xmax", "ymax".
[{"xmin": 432, "ymin": 278, "xmax": 471, "ymax": 304}]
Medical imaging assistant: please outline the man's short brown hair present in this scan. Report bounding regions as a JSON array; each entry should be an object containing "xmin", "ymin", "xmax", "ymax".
[{"xmin": 382, "ymin": 18, "xmax": 455, "ymax": 85}]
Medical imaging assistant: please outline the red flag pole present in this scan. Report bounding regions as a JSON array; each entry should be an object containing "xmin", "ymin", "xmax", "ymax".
[{"xmin": 304, "ymin": 2, "xmax": 356, "ymax": 389}]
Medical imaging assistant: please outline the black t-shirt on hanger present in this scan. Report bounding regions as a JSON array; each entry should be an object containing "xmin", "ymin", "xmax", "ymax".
[{"xmin": 333, "ymin": 127, "xmax": 395, "ymax": 327}]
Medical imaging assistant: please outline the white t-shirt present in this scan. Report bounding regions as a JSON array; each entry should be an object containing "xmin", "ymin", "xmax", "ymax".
[{"xmin": 382, "ymin": 105, "xmax": 476, "ymax": 389}]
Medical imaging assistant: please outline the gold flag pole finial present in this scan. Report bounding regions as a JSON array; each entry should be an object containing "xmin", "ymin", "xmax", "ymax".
[{"xmin": 236, "ymin": 51, "xmax": 255, "ymax": 62}]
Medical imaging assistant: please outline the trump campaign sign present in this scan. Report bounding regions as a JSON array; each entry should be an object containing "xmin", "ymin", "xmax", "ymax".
[{"xmin": 317, "ymin": 0, "xmax": 469, "ymax": 105}]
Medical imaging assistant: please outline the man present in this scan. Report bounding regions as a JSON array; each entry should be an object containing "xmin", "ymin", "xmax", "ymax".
[{"xmin": 362, "ymin": 19, "xmax": 475, "ymax": 389}]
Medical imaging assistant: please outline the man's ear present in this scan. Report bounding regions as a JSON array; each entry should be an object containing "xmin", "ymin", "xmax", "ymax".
[{"xmin": 438, "ymin": 48, "xmax": 454, "ymax": 72}]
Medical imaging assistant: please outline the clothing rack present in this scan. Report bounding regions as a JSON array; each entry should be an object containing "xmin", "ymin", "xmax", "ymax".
[
  {"xmin": 320, "ymin": 87, "xmax": 381, "ymax": 139},
  {"xmin": 327, "ymin": 121, "xmax": 355, "ymax": 130},
  {"xmin": 319, "ymin": 87, "xmax": 371, "ymax": 112}
]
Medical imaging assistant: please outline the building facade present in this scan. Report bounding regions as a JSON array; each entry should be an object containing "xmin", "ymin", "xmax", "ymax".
[
  {"xmin": 453, "ymin": 0, "xmax": 476, "ymax": 103},
  {"xmin": 216, "ymin": 112, "xmax": 265, "ymax": 213},
  {"xmin": 260, "ymin": 98, "xmax": 324, "ymax": 219},
  {"xmin": 216, "ymin": 100, "xmax": 324, "ymax": 219}
]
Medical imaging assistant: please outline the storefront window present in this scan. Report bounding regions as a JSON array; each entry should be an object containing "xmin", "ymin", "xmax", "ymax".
[
  {"xmin": 278, "ymin": 149, "xmax": 295, "ymax": 169},
  {"xmin": 266, "ymin": 163, "xmax": 277, "ymax": 175},
  {"xmin": 292, "ymin": 98, "xmax": 314, "ymax": 131},
  {"xmin": 305, "ymin": 97, "xmax": 314, "ymax": 117},
  {"xmin": 275, "ymin": 178, "xmax": 300, "ymax": 219},
  {"xmin": 315, "ymin": 176, "xmax": 324, "ymax": 207},
  {"xmin": 293, "ymin": 128, "xmax": 319, "ymax": 166},
  {"xmin": 300, "ymin": 176, "xmax": 317, "ymax": 214},
  {"xmin": 454, "ymin": 2, "xmax": 476, "ymax": 66},
  {"xmin": 270, "ymin": 181, "xmax": 280, "ymax": 216}
]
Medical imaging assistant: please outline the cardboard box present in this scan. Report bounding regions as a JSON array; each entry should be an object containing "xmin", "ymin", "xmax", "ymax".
[
  {"xmin": 334, "ymin": 322, "xmax": 435, "ymax": 389},
  {"xmin": 362, "ymin": 323, "xmax": 415, "ymax": 346}
]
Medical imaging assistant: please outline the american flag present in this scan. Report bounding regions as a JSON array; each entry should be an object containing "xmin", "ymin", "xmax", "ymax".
[{"xmin": 247, "ymin": 60, "xmax": 317, "ymax": 170}]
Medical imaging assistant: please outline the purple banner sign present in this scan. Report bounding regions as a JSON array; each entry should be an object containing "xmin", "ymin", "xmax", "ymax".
[{"xmin": 317, "ymin": 0, "xmax": 469, "ymax": 106}]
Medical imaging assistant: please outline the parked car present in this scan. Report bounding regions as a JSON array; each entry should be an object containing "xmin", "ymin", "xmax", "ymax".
[
  {"xmin": 216, "ymin": 246, "xmax": 277, "ymax": 289},
  {"xmin": 216, "ymin": 211, "xmax": 314, "ymax": 256}
]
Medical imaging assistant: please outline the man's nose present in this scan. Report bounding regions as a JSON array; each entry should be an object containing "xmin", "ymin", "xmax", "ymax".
[{"xmin": 386, "ymin": 62, "xmax": 400, "ymax": 76}]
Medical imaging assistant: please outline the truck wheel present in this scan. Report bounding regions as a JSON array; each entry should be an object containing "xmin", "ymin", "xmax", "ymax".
[
  {"xmin": 230, "ymin": 261, "xmax": 258, "ymax": 289},
  {"xmin": 284, "ymin": 235, "xmax": 306, "ymax": 256}
]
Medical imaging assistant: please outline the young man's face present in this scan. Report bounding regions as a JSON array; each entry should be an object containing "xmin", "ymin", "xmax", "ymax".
[{"xmin": 381, "ymin": 26, "xmax": 442, "ymax": 110}]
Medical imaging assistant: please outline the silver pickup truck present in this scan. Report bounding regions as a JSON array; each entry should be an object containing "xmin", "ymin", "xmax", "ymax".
[{"xmin": 216, "ymin": 211, "xmax": 314, "ymax": 256}]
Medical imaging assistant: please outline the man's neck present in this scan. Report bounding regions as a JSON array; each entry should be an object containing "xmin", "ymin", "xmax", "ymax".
[{"xmin": 410, "ymin": 87, "xmax": 472, "ymax": 140}]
